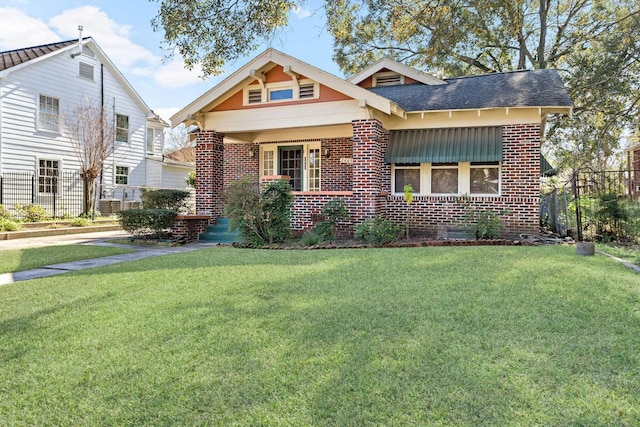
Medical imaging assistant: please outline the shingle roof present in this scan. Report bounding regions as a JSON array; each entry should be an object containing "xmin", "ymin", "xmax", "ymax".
[
  {"xmin": 367, "ymin": 68, "xmax": 573, "ymax": 112},
  {"xmin": 0, "ymin": 39, "xmax": 80, "ymax": 72}
]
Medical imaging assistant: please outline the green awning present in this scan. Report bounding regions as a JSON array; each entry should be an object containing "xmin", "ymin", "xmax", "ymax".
[
  {"xmin": 385, "ymin": 127, "xmax": 503, "ymax": 164},
  {"xmin": 541, "ymin": 155, "xmax": 557, "ymax": 177}
]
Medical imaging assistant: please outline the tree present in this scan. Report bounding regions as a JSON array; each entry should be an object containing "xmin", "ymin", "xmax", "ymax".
[
  {"xmin": 65, "ymin": 98, "xmax": 116, "ymax": 216},
  {"xmin": 151, "ymin": 0, "xmax": 640, "ymax": 171}
]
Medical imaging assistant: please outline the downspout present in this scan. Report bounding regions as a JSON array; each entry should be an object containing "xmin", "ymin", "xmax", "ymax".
[{"xmin": 95, "ymin": 62, "xmax": 104, "ymax": 220}]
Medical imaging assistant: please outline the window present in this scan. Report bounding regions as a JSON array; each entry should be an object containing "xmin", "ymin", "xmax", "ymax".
[
  {"xmin": 38, "ymin": 95, "xmax": 59, "ymax": 132},
  {"xmin": 146, "ymin": 127, "xmax": 155, "ymax": 153},
  {"xmin": 269, "ymin": 88, "xmax": 293, "ymax": 101},
  {"xmin": 115, "ymin": 166, "xmax": 129, "ymax": 185},
  {"xmin": 431, "ymin": 163, "xmax": 459, "ymax": 194},
  {"xmin": 394, "ymin": 164, "xmax": 421, "ymax": 193},
  {"xmin": 38, "ymin": 159, "xmax": 59, "ymax": 194},
  {"xmin": 116, "ymin": 114, "xmax": 129, "ymax": 143},
  {"xmin": 470, "ymin": 162, "xmax": 500, "ymax": 194},
  {"xmin": 79, "ymin": 62, "xmax": 94, "ymax": 80},
  {"xmin": 260, "ymin": 143, "xmax": 321, "ymax": 191}
]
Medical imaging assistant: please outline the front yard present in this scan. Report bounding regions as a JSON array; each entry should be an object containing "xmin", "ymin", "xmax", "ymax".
[{"xmin": 1, "ymin": 246, "xmax": 639, "ymax": 425}]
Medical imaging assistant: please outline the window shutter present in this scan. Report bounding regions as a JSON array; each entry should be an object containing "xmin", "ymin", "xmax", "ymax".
[
  {"xmin": 79, "ymin": 62, "xmax": 94, "ymax": 80},
  {"xmin": 375, "ymin": 74, "xmax": 402, "ymax": 86}
]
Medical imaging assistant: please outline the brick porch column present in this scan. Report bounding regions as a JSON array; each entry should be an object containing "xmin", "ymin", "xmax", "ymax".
[
  {"xmin": 351, "ymin": 119, "xmax": 385, "ymax": 224},
  {"xmin": 195, "ymin": 130, "xmax": 225, "ymax": 220}
]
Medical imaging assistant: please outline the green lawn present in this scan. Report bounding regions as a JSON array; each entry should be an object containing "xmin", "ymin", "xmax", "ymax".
[
  {"xmin": 0, "ymin": 245, "xmax": 134, "ymax": 274},
  {"xmin": 1, "ymin": 246, "xmax": 639, "ymax": 426}
]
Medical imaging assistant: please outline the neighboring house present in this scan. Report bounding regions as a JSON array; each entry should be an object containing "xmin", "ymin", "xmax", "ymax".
[
  {"xmin": 0, "ymin": 37, "xmax": 169, "ymax": 217},
  {"xmin": 172, "ymin": 49, "xmax": 573, "ymax": 238},
  {"xmin": 146, "ymin": 144, "xmax": 195, "ymax": 190},
  {"xmin": 626, "ymin": 143, "xmax": 640, "ymax": 199}
]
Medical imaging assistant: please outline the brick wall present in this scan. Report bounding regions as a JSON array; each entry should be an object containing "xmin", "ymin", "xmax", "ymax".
[
  {"xmin": 224, "ymin": 143, "xmax": 260, "ymax": 189},
  {"xmin": 195, "ymin": 130, "xmax": 224, "ymax": 220}
]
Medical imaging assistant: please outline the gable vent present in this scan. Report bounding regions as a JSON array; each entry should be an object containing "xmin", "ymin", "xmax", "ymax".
[
  {"xmin": 79, "ymin": 62, "xmax": 94, "ymax": 80},
  {"xmin": 375, "ymin": 73, "xmax": 402, "ymax": 87},
  {"xmin": 299, "ymin": 83, "xmax": 315, "ymax": 99},
  {"xmin": 248, "ymin": 89, "xmax": 262, "ymax": 104}
]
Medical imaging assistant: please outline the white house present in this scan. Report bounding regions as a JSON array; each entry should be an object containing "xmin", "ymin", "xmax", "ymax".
[{"xmin": 0, "ymin": 36, "xmax": 187, "ymax": 218}]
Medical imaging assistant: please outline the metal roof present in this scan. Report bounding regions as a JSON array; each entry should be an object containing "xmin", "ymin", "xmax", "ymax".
[{"xmin": 386, "ymin": 127, "xmax": 503, "ymax": 164}]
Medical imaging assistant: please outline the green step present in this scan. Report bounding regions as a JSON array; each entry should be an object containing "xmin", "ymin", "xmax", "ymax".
[{"xmin": 198, "ymin": 217, "xmax": 242, "ymax": 243}]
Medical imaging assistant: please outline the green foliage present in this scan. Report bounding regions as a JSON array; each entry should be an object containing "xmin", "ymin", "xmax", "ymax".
[
  {"xmin": 14, "ymin": 204, "xmax": 49, "ymax": 222},
  {"xmin": 224, "ymin": 176, "xmax": 293, "ymax": 246},
  {"xmin": 140, "ymin": 188, "xmax": 191, "ymax": 212},
  {"xmin": 0, "ymin": 218, "xmax": 21, "ymax": 232},
  {"xmin": 300, "ymin": 231, "xmax": 324, "ymax": 246},
  {"xmin": 354, "ymin": 216, "xmax": 401, "ymax": 245},
  {"xmin": 0, "ymin": 204, "xmax": 12, "ymax": 220},
  {"xmin": 70, "ymin": 217, "xmax": 91, "ymax": 227},
  {"xmin": 403, "ymin": 184, "xmax": 413, "ymax": 205},
  {"xmin": 117, "ymin": 208, "xmax": 177, "ymax": 237},
  {"xmin": 151, "ymin": 0, "xmax": 296, "ymax": 77},
  {"xmin": 185, "ymin": 171, "xmax": 196, "ymax": 188},
  {"xmin": 312, "ymin": 198, "xmax": 349, "ymax": 241},
  {"xmin": 470, "ymin": 210, "xmax": 505, "ymax": 240}
]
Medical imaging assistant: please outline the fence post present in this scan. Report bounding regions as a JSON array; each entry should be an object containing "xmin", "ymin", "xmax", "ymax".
[
  {"xmin": 573, "ymin": 170, "xmax": 583, "ymax": 242},
  {"xmin": 0, "ymin": 175, "xmax": 3, "ymax": 205}
]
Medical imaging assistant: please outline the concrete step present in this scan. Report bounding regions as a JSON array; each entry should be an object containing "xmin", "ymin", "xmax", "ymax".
[{"xmin": 198, "ymin": 217, "xmax": 241, "ymax": 243}]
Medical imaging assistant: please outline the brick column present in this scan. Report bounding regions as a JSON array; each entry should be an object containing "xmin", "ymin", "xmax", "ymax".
[
  {"xmin": 351, "ymin": 119, "xmax": 385, "ymax": 224},
  {"xmin": 195, "ymin": 130, "xmax": 224, "ymax": 220}
]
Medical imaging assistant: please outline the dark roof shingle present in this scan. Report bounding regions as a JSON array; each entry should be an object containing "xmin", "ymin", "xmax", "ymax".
[
  {"xmin": 368, "ymin": 68, "xmax": 573, "ymax": 111},
  {"xmin": 0, "ymin": 39, "xmax": 82, "ymax": 72}
]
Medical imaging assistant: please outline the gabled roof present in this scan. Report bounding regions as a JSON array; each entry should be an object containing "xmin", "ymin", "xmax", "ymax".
[
  {"xmin": 0, "ymin": 39, "xmax": 80, "ymax": 71},
  {"xmin": 171, "ymin": 48, "xmax": 405, "ymax": 126},
  {"xmin": 367, "ymin": 69, "xmax": 573, "ymax": 112},
  {"xmin": 0, "ymin": 37, "xmax": 153, "ymax": 117},
  {"xmin": 348, "ymin": 57, "xmax": 446, "ymax": 86}
]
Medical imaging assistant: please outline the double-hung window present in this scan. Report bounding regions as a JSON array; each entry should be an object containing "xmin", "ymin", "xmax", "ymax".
[
  {"xmin": 38, "ymin": 95, "xmax": 59, "ymax": 132},
  {"xmin": 116, "ymin": 114, "xmax": 129, "ymax": 143},
  {"xmin": 392, "ymin": 162, "xmax": 501, "ymax": 196},
  {"xmin": 146, "ymin": 127, "xmax": 156, "ymax": 154},
  {"xmin": 115, "ymin": 166, "xmax": 129, "ymax": 185},
  {"xmin": 38, "ymin": 159, "xmax": 59, "ymax": 194},
  {"xmin": 260, "ymin": 143, "xmax": 321, "ymax": 191}
]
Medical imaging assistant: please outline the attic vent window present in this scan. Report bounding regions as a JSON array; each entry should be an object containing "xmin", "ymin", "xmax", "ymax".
[
  {"xmin": 299, "ymin": 83, "xmax": 315, "ymax": 99},
  {"xmin": 248, "ymin": 89, "xmax": 262, "ymax": 104},
  {"xmin": 374, "ymin": 73, "xmax": 402, "ymax": 87},
  {"xmin": 79, "ymin": 62, "xmax": 94, "ymax": 80}
]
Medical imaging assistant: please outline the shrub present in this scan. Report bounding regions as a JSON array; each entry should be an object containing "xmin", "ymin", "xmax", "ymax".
[
  {"xmin": 0, "ymin": 218, "xmax": 21, "ymax": 231},
  {"xmin": 0, "ymin": 204, "xmax": 12, "ymax": 220},
  {"xmin": 70, "ymin": 217, "xmax": 91, "ymax": 227},
  {"xmin": 117, "ymin": 208, "xmax": 177, "ymax": 238},
  {"xmin": 224, "ymin": 176, "xmax": 292, "ymax": 246},
  {"xmin": 470, "ymin": 210, "xmax": 505, "ymax": 240},
  {"xmin": 354, "ymin": 216, "xmax": 401, "ymax": 245},
  {"xmin": 186, "ymin": 171, "xmax": 196, "ymax": 188},
  {"xmin": 14, "ymin": 204, "xmax": 49, "ymax": 222},
  {"xmin": 300, "ymin": 231, "xmax": 324, "ymax": 246},
  {"xmin": 312, "ymin": 199, "xmax": 349, "ymax": 241},
  {"xmin": 140, "ymin": 188, "xmax": 191, "ymax": 213}
]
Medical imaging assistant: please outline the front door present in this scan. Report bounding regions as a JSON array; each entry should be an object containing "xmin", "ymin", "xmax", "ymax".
[{"xmin": 279, "ymin": 146, "xmax": 303, "ymax": 191}]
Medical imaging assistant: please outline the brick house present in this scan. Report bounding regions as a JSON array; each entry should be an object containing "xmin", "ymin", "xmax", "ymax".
[
  {"xmin": 626, "ymin": 143, "xmax": 640, "ymax": 199},
  {"xmin": 171, "ymin": 49, "xmax": 573, "ymax": 238}
]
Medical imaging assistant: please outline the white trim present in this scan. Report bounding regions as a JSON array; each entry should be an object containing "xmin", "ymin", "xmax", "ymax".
[
  {"xmin": 36, "ymin": 156, "xmax": 62, "ymax": 195},
  {"xmin": 348, "ymin": 57, "xmax": 446, "ymax": 86},
  {"xmin": 36, "ymin": 94, "xmax": 60, "ymax": 134}
]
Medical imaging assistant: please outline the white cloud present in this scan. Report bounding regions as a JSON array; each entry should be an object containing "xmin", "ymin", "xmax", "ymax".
[
  {"xmin": 293, "ymin": 5, "xmax": 312, "ymax": 19},
  {"xmin": 48, "ymin": 6, "xmax": 158, "ymax": 70},
  {"xmin": 153, "ymin": 107, "xmax": 180, "ymax": 124},
  {"xmin": 0, "ymin": 8, "xmax": 60, "ymax": 50},
  {"xmin": 151, "ymin": 56, "xmax": 207, "ymax": 89}
]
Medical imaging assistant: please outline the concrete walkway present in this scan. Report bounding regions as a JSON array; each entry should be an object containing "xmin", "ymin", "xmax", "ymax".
[{"xmin": 0, "ymin": 230, "xmax": 217, "ymax": 285}]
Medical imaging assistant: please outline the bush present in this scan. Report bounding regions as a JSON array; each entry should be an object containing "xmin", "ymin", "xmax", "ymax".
[
  {"xmin": 140, "ymin": 188, "xmax": 191, "ymax": 213},
  {"xmin": 0, "ymin": 204, "xmax": 12, "ymax": 220},
  {"xmin": 14, "ymin": 204, "xmax": 49, "ymax": 222},
  {"xmin": 469, "ymin": 210, "xmax": 505, "ymax": 240},
  {"xmin": 70, "ymin": 217, "xmax": 91, "ymax": 227},
  {"xmin": 186, "ymin": 171, "xmax": 196, "ymax": 188},
  {"xmin": 0, "ymin": 218, "xmax": 21, "ymax": 231},
  {"xmin": 312, "ymin": 199, "xmax": 349, "ymax": 241},
  {"xmin": 224, "ymin": 176, "xmax": 293, "ymax": 246},
  {"xmin": 354, "ymin": 216, "xmax": 401, "ymax": 245},
  {"xmin": 300, "ymin": 231, "xmax": 324, "ymax": 246},
  {"xmin": 117, "ymin": 208, "xmax": 177, "ymax": 237}
]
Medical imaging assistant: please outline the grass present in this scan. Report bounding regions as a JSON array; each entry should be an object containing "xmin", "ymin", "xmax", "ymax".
[
  {"xmin": 0, "ymin": 245, "xmax": 134, "ymax": 274},
  {"xmin": 1, "ymin": 245, "xmax": 639, "ymax": 425},
  {"xmin": 599, "ymin": 243, "xmax": 640, "ymax": 264}
]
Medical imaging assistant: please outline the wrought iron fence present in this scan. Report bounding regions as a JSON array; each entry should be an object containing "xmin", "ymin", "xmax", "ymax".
[{"xmin": 0, "ymin": 171, "xmax": 84, "ymax": 220}]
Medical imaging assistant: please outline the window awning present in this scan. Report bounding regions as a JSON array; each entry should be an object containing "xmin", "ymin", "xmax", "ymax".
[{"xmin": 385, "ymin": 127, "xmax": 503, "ymax": 164}]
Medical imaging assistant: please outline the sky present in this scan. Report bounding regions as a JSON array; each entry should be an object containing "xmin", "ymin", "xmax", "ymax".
[{"xmin": 0, "ymin": 0, "xmax": 342, "ymax": 125}]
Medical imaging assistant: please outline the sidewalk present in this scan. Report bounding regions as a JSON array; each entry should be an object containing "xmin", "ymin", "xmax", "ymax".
[{"xmin": 0, "ymin": 230, "xmax": 217, "ymax": 285}]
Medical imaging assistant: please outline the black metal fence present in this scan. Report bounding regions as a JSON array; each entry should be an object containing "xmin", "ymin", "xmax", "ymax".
[
  {"xmin": 541, "ymin": 169, "xmax": 640, "ymax": 243},
  {"xmin": 0, "ymin": 171, "xmax": 84, "ymax": 220}
]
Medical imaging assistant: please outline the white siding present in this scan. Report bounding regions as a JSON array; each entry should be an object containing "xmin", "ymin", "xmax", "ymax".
[{"xmin": 0, "ymin": 45, "xmax": 150, "ymax": 186}]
